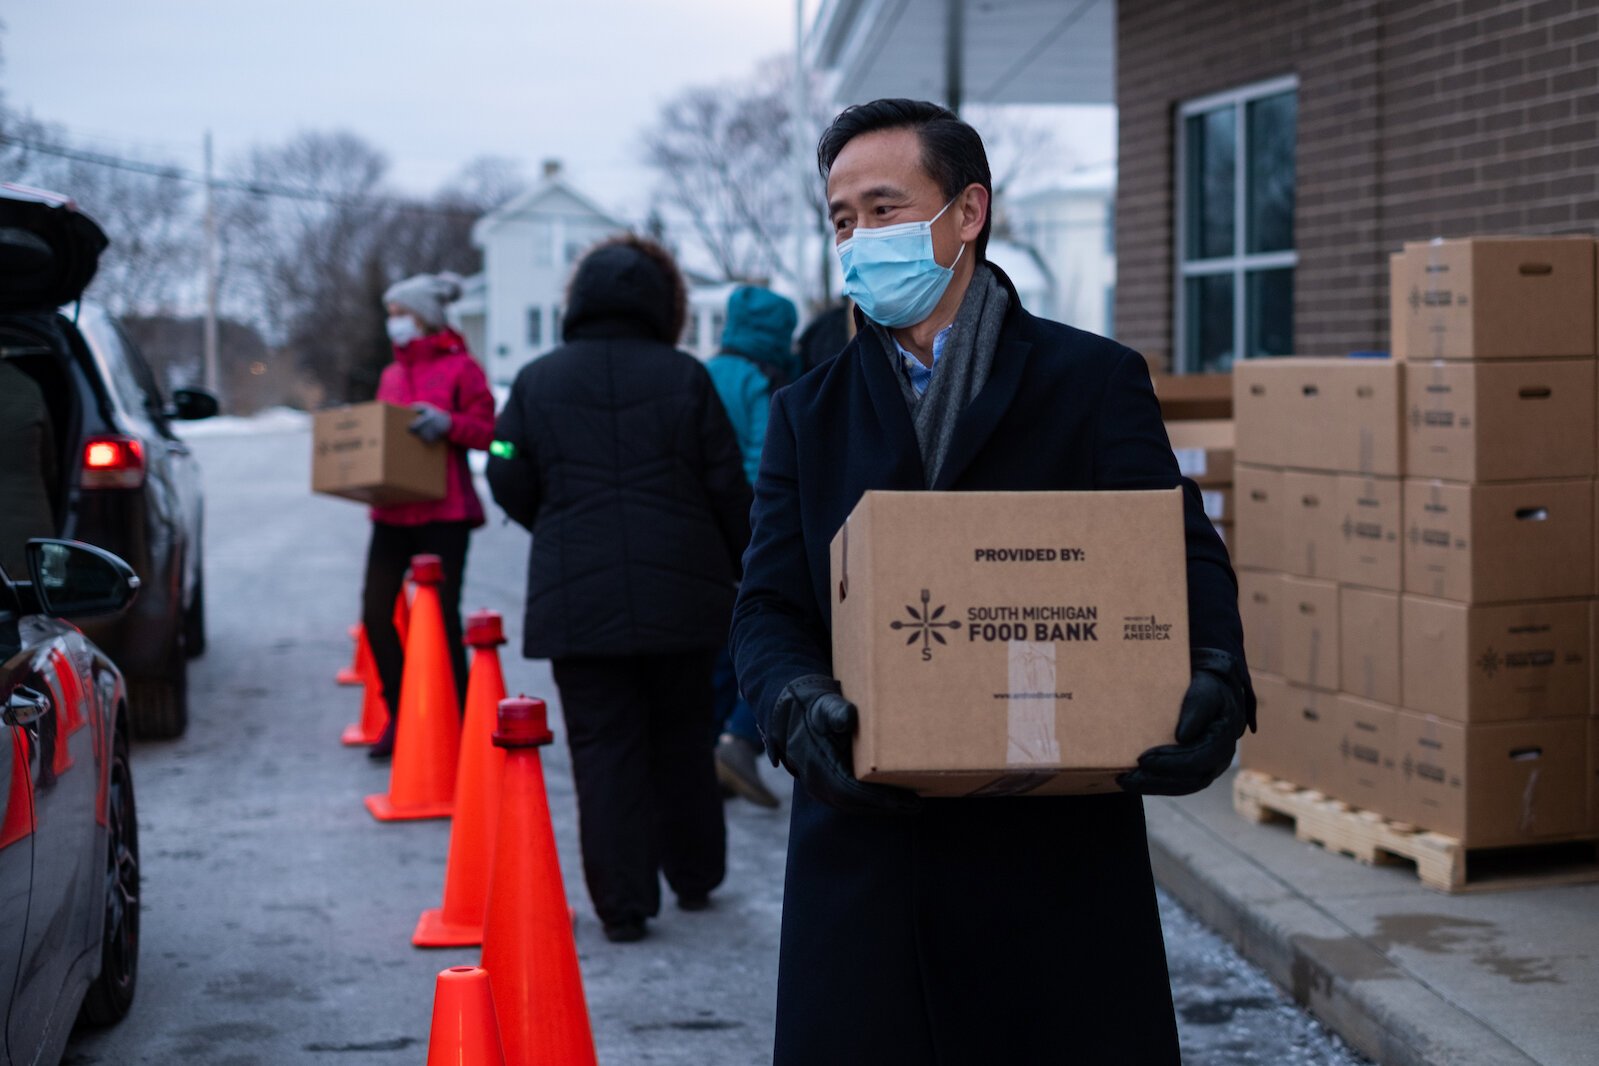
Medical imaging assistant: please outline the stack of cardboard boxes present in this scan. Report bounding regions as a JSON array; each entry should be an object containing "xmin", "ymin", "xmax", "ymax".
[
  {"xmin": 1234, "ymin": 237, "xmax": 1599, "ymax": 849},
  {"xmin": 1156, "ymin": 372, "xmax": 1237, "ymax": 547},
  {"xmin": 1168, "ymin": 420, "xmax": 1234, "ymax": 546}
]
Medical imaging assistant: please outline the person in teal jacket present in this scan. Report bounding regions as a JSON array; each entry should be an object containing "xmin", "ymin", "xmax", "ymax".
[
  {"xmin": 705, "ymin": 285, "xmax": 799, "ymax": 807},
  {"xmin": 706, "ymin": 286, "xmax": 800, "ymax": 485}
]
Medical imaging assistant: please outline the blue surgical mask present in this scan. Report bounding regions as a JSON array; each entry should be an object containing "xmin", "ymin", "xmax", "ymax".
[{"xmin": 838, "ymin": 198, "xmax": 965, "ymax": 328}]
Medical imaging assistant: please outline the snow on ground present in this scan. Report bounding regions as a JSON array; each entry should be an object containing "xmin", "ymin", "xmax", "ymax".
[
  {"xmin": 175, "ymin": 404, "xmax": 493, "ymax": 476},
  {"xmin": 174, "ymin": 406, "xmax": 312, "ymax": 437}
]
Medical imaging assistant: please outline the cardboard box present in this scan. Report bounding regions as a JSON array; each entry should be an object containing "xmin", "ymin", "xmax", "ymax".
[
  {"xmin": 1166, "ymin": 419, "xmax": 1235, "ymax": 487},
  {"xmin": 1234, "ymin": 464, "xmax": 1285, "ymax": 572},
  {"xmin": 1233, "ymin": 358, "xmax": 1404, "ymax": 476},
  {"xmin": 828, "ymin": 490, "xmax": 1190, "ymax": 797},
  {"xmin": 1240, "ymin": 675, "xmax": 1342, "ymax": 795},
  {"xmin": 1388, "ymin": 250, "xmax": 1409, "ymax": 360},
  {"xmin": 1404, "ymin": 359, "xmax": 1597, "ymax": 482},
  {"xmin": 1238, "ymin": 569, "xmax": 1282, "ymax": 677},
  {"xmin": 1397, "ymin": 236, "xmax": 1597, "ymax": 360},
  {"xmin": 1239, "ymin": 671, "xmax": 1290, "ymax": 778},
  {"xmin": 1200, "ymin": 487, "xmax": 1233, "ymax": 524},
  {"xmin": 1336, "ymin": 695, "xmax": 1400, "ymax": 814},
  {"xmin": 1401, "ymin": 596, "xmax": 1590, "ymax": 721},
  {"xmin": 1341, "ymin": 587, "xmax": 1401, "ymax": 706},
  {"xmin": 1282, "ymin": 471, "xmax": 1341, "ymax": 579},
  {"xmin": 1590, "ymin": 718, "xmax": 1599, "ymax": 831},
  {"xmin": 1392, "ymin": 712, "xmax": 1589, "ymax": 845},
  {"xmin": 1153, "ymin": 373, "xmax": 1233, "ymax": 422},
  {"xmin": 1402, "ymin": 478, "xmax": 1594, "ymax": 604},
  {"xmin": 1337, "ymin": 475, "xmax": 1403, "ymax": 591},
  {"xmin": 1592, "ymin": 599, "xmax": 1599, "ymax": 714},
  {"xmin": 311, "ymin": 402, "xmax": 447, "ymax": 506},
  {"xmin": 1281, "ymin": 684, "xmax": 1342, "ymax": 794},
  {"xmin": 1282, "ymin": 576, "xmax": 1340, "ymax": 692}
]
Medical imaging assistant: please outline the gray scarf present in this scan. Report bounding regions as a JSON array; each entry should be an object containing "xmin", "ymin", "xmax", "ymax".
[{"xmin": 870, "ymin": 263, "xmax": 1009, "ymax": 487}]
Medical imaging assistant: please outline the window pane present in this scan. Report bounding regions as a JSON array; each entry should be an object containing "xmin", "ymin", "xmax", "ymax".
[
  {"xmin": 1246, "ymin": 268, "xmax": 1294, "ymax": 358},
  {"xmin": 1185, "ymin": 274, "xmax": 1235, "ymax": 373},
  {"xmin": 1185, "ymin": 108, "xmax": 1236, "ymax": 261},
  {"xmin": 1247, "ymin": 91, "xmax": 1297, "ymax": 254}
]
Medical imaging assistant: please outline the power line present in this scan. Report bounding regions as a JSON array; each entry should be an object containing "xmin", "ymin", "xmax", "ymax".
[{"xmin": 1, "ymin": 133, "xmax": 483, "ymax": 220}]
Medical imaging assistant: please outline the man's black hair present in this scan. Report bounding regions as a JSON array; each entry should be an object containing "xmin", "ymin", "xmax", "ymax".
[{"xmin": 817, "ymin": 98, "xmax": 993, "ymax": 259}]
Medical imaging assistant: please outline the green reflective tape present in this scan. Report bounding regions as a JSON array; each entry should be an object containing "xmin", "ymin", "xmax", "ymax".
[{"xmin": 489, "ymin": 439, "xmax": 517, "ymax": 460}]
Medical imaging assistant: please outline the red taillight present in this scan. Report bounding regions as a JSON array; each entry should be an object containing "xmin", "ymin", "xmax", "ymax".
[{"xmin": 81, "ymin": 436, "xmax": 145, "ymax": 489}]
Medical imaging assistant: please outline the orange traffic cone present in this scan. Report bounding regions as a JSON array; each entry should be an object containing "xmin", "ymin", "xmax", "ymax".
[
  {"xmin": 364, "ymin": 555, "xmax": 461, "ymax": 822},
  {"xmin": 414, "ymin": 611, "xmax": 509, "ymax": 946},
  {"xmin": 336, "ymin": 623, "xmax": 366, "ymax": 686},
  {"xmin": 340, "ymin": 589, "xmax": 408, "ymax": 747},
  {"xmin": 426, "ymin": 966, "xmax": 506, "ymax": 1066},
  {"xmin": 480, "ymin": 696, "xmax": 597, "ymax": 1066}
]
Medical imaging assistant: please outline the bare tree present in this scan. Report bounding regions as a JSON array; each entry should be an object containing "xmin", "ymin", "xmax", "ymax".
[
  {"xmin": 642, "ymin": 57, "xmax": 832, "ymax": 293},
  {"xmin": 1, "ymin": 108, "xmax": 198, "ymax": 317}
]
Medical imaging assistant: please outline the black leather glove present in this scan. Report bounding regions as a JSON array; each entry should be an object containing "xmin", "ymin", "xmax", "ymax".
[
  {"xmin": 762, "ymin": 675, "xmax": 922, "ymax": 816},
  {"xmin": 1119, "ymin": 648, "xmax": 1249, "ymax": 797}
]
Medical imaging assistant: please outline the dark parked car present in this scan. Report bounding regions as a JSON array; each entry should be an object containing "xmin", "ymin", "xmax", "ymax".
[
  {"xmin": 1, "ymin": 538, "xmax": 142, "ymax": 1063},
  {"xmin": 0, "ymin": 184, "xmax": 216, "ymax": 738}
]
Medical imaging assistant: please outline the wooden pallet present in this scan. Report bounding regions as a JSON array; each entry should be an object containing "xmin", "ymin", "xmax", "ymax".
[{"xmin": 1232, "ymin": 770, "xmax": 1599, "ymax": 893}]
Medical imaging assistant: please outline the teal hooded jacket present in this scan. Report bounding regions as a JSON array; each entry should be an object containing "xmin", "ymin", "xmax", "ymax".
[{"xmin": 706, "ymin": 286, "xmax": 799, "ymax": 485}]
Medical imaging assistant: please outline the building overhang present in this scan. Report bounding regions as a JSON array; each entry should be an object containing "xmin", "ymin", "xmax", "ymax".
[{"xmin": 808, "ymin": 0, "xmax": 1115, "ymax": 108}]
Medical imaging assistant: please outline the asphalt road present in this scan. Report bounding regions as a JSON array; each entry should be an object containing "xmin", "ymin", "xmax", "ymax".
[{"xmin": 63, "ymin": 424, "xmax": 1367, "ymax": 1065}]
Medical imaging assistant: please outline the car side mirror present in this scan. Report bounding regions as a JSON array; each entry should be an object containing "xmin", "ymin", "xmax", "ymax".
[
  {"xmin": 168, "ymin": 386, "xmax": 219, "ymax": 421},
  {"xmin": 25, "ymin": 539, "xmax": 140, "ymax": 619}
]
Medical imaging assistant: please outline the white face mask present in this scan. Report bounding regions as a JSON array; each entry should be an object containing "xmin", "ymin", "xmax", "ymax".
[{"xmin": 386, "ymin": 315, "xmax": 422, "ymax": 347}]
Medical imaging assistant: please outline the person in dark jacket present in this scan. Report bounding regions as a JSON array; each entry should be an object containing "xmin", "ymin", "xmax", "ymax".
[
  {"xmin": 705, "ymin": 285, "xmax": 798, "ymax": 809},
  {"xmin": 487, "ymin": 235, "xmax": 752, "ymax": 943},
  {"xmin": 730, "ymin": 99, "xmax": 1255, "ymax": 1064}
]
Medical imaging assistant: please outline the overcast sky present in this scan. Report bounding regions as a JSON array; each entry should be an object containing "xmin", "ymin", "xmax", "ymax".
[{"xmin": 2, "ymin": 0, "xmax": 1113, "ymax": 222}]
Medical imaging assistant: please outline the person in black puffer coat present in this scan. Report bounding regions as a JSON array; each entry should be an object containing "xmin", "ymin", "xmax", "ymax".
[{"xmin": 487, "ymin": 235, "xmax": 752, "ymax": 943}]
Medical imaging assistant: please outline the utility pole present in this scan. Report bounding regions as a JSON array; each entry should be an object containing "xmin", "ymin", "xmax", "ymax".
[
  {"xmin": 202, "ymin": 130, "xmax": 220, "ymax": 400},
  {"xmin": 945, "ymin": 0, "xmax": 965, "ymax": 114},
  {"xmin": 792, "ymin": 0, "xmax": 811, "ymax": 310}
]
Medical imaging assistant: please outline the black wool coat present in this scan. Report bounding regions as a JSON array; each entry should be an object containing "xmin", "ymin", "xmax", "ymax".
[
  {"xmin": 730, "ymin": 266, "xmax": 1249, "ymax": 1065},
  {"xmin": 487, "ymin": 249, "xmax": 751, "ymax": 660}
]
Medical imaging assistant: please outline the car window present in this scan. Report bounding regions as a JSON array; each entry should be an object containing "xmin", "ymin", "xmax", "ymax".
[{"xmin": 77, "ymin": 314, "xmax": 170, "ymax": 436}]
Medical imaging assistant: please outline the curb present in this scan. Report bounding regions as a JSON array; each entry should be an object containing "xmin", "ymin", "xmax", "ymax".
[{"xmin": 1144, "ymin": 796, "xmax": 1539, "ymax": 1066}]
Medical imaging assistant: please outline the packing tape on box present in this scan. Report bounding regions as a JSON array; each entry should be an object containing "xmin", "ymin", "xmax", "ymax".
[{"xmin": 1006, "ymin": 641, "xmax": 1062, "ymax": 766}]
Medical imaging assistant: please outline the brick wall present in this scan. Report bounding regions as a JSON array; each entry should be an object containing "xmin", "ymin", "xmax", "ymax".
[{"xmin": 1117, "ymin": 0, "xmax": 1599, "ymax": 370}]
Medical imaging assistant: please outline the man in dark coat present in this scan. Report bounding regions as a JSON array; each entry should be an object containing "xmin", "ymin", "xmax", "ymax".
[
  {"xmin": 730, "ymin": 99, "xmax": 1255, "ymax": 1063},
  {"xmin": 487, "ymin": 235, "xmax": 753, "ymax": 944}
]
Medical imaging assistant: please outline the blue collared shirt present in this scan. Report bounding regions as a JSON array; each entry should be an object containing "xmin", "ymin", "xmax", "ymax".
[{"xmin": 891, "ymin": 325, "xmax": 953, "ymax": 397}]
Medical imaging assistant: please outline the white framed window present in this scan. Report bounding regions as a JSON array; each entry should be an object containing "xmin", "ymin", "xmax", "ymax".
[
  {"xmin": 531, "ymin": 221, "xmax": 554, "ymax": 267},
  {"xmin": 1175, "ymin": 75, "xmax": 1298, "ymax": 373},
  {"xmin": 527, "ymin": 307, "xmax": 543, "ymax": 348}
]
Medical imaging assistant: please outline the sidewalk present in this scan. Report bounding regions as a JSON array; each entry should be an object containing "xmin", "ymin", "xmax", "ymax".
[{"xmin": 1146, "ymin": 769, "xmax": 1599, "ymax": 1066}]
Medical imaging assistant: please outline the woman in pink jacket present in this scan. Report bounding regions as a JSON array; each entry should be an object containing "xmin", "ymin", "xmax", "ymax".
[{"xmin": 364, "ymin": 272, "xmax": 495, "ymax": 758}]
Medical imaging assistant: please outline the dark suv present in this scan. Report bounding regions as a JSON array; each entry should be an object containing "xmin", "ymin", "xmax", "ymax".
[{"xmin": 1, "ymin": 184, "xmax": 216, "ymax": 738}]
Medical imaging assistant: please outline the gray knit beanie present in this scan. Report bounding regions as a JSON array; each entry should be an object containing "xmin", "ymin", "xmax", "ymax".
[{"xmin": 383, "ymin": 272, "xmax": 464, "ymax": 330}]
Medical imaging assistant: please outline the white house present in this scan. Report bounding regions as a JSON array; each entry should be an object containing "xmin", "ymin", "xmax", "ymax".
[
  {"xmin": 471, "ymin": 161, "xmax": 628, "ymax": 385},
  {"xmin": 684, "ymin": 279, "xmax": 739, "ymax": 362},
  {"xmin": 1003, "ymin": 165, "xmax": 1117, "ymax": 335},
  {"xmin": 446, "ymin": 271, "xmax": 487, "ymax": 361}
]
